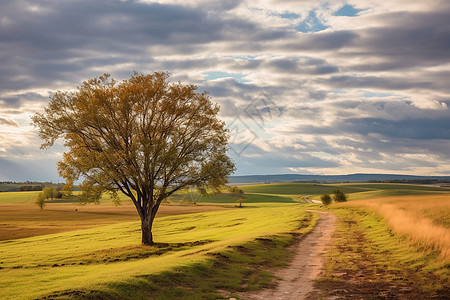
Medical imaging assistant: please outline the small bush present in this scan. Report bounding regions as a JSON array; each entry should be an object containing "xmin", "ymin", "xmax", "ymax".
[
  {"xmin": 333, "ymin": 189, "xmax": 347, "ymax": 202},
  {"xmin": 321, "ymin": 194, "xmax": 332, "ymax": 205}
]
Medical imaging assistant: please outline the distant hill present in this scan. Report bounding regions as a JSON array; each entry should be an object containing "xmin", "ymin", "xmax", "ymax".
[{"xmin": 229, "ymin": 173, "xmax": 450, "ymax": 184}]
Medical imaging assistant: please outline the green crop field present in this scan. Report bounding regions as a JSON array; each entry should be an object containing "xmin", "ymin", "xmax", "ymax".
[
  {"xmin": 238, "ymin": 182, "xmax": 450, "ymax": 202},
  {"xmin": 0, "ymin": 191, "xmax": 41, "ymax": 204}
]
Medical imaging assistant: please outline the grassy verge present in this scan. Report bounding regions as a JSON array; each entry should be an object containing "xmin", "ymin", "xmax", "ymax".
[
  {"xmin": 40, "ymin": 235, "xmax": 294, "ymax": 300},
  {"xmin": 315, "ymin": 206, "xmax": 450, "ymax": 299}
]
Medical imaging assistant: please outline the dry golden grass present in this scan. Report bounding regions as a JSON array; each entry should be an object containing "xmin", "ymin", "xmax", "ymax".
[{"xmin": 342, "ymin": 194, "xmax": 450, "ymax": 261}]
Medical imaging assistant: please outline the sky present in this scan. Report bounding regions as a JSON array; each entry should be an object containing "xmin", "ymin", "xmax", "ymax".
[{"xmin": 1, "ymin": 0, "xmax": 450, "ymax": 182}]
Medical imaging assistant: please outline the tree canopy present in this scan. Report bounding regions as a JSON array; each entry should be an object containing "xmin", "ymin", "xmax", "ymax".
[
  {"xmin": 333, "ymin": 189, "xmax": 347, "ymax": 202},
  {"xmin": 32, "ymin": 71, "xmax": 235, "ymax": 245},
  {"xmin": 320, "ymin": 193, "xmax": 332, "ymax": 205}
]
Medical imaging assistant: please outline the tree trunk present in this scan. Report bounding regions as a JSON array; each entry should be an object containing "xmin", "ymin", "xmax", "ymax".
[{"xmin": 141, "ymin": 217, "xmax": 154, "ymax": 245}]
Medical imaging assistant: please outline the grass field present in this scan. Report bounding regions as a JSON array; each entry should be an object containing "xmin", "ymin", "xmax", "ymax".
[
  {"xmin": 0, "ymin": 203, "xmax": 230, "ymax": 241},
  {"xmin": 239, "ymin": 182, "xmax": 450, "ymax": 202},
  {"xmin": 0, "ymin": 201, "xmax": 314, "ymax": 299},
  {"xmin": 0, "ymin": 191, "xmax": 41, "ymax": 204},
  {"xmin": 1, "ymin": 182, "xmax": 450, "ymax": 299}
]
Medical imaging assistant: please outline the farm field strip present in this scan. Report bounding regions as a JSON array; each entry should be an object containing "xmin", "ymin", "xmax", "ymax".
[
  {"xmin": 0, "ymin": 191, "xmax": 41, "ymax": 204},
  {"xmin": 0, "ymin": 202, "xmax": 231, "ymax": 241},
  {"xmin": 240, "ymin": 182, "xmax": 450, "ymax": 198}
]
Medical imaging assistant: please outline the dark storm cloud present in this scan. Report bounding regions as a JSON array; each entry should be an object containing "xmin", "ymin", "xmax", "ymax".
[
  {"xmin": 229, "ymin": 143, "xmax": 340, "ymax": 174},
  {"xmin": 272, "ymin": 96, "xmax": 450, "ymax": 173},
  {"xmin": 361, "ymin": 11, "xmax": 450, "ymax": 63},
  {"xmin": 263, "ymin": 57, "xmax": 339, "ymax": 75},
  {"xmin": 200, "ymin": 78, "xmax": 260, "ymax": 98},
  {"xmin": 339, "ymin": 118, "xmax": 450, "ymax": 140},
  {"xmin": 1, "ymin": 0, "xmax": 286, "ymax": 91},
  {"xmin": 322, "ymin": 75, "xmax": 432, "ymax": 91},
  {"xmin": 0, "ymin": 92, "xmax": 49, "ymax": 110},
  {"xmin": 0, "ymin": 156, "xmax": 60, "ymax": 182},
  {"xmin": 337, "ymin": 9, "xmax": 450, "ymax": 74},
  {"xmin": 288, "ymin": 99, "xmax": 450, "ymax": 140},
  {"xmin": 308, "ymin": 89, "xmax": 327, "ymax": 100},
  {"xmin": 284, "ymin": 30, "xmax": 359, "ymax": 51},
  {"xmin": 160, "ymin": 58, "xmax": 219, "ymax": 71}
]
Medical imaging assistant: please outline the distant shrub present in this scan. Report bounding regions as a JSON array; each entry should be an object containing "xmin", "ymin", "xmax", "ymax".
[
  {"xmin": 321, "ymin": 194, "xmax": 332, "ymax": 205},
  {"xmin": 235, "ymin": 198, "xmax": 244, "ymax": 207},
  {"xmin": 228, "ymin": 186, "xmax": 244, "ymax": 196},
  {"xmin": 35, "ymin": 192, "xmax": 46, "ymax": 210},
  {"xmin": 333, "ymin": 189, "xmax": 347, "ymax": 202}
]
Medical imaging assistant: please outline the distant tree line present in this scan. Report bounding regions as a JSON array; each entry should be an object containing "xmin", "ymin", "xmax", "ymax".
[
  {"xmin": 0, "ymin": 181, "xmax": 67, "ymax": 192},
  {"xmin": 19, "ymin": 185, "xmax": 43, "ymax": 191},
  {"xmin": 35, "ymin": 185, "xmax": 73, "ymax": 211}
]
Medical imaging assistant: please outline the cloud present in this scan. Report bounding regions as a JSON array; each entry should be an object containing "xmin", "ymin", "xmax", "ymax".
[
  {"xmin": 1, "ymin": 0, "xmax": 450, "ymax": 179},
  {"xmin": 0, "ymin": 117, "xmax": 19, "ymax": 127},
  {"xmin": 0, "ymin": 156, "xmax": 62, "ymax": 182}
]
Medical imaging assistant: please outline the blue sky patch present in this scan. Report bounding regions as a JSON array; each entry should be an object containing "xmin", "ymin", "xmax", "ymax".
[
  {"xmin": 362, "ymin": 91, "xmax": 394, "ymax": 98},
  {"xmin": 279, "ymin": 12, "xmax": 300, "ymax": 20},
  {"xmin": 334, "ymin": 4, "xmax": 363, "ymax": 17},
  {"xmin": 203, "ymin": 71, "xmax": 248, "ymax": 83},
  {"xmin": 296, "ymin": 10, "xmax": 329, "ymax": 33},
  {"xmin": 330, "ymin": 90, "xmax": 348, "ymax": 94}
]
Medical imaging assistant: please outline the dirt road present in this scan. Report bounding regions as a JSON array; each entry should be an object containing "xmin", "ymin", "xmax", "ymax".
[{"xmin": 241, "ymin": 211, "xmax": 337, "ymax": 300}]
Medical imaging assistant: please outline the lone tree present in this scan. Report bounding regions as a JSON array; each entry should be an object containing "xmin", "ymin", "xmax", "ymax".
[
  {"xmin": 35, "ymin": 192, "xmax": 46, "ymax": 210},
  {"xmin": 32, "ymin": 72, "xmax": 235, "ymax": 245}
]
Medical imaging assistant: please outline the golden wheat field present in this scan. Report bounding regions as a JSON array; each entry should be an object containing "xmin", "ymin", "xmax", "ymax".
[{"xmin": 343, "ymin": 194, "xmax": 450, "ymax": 260}]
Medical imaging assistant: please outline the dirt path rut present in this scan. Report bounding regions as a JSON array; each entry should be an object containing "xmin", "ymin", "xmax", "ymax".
[{"xmin": 241, "ymin": 211, "xmax": 337, "ymax": 300}]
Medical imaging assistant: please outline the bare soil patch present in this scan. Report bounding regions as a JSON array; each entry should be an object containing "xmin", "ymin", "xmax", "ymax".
[{"xmin": 239, "ymin": 211, "xmax": 337, "ymax": 300}]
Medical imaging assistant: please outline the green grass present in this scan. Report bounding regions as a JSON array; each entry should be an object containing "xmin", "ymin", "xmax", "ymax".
[
  {"xmin": 51, "ymin": 234, "xmax": 301, "ymax": 300},
  {"xmin": 240, "ymin": 183, "xmax": 369, "ymax": 195},
  {"xmin": 169, "ymin": 182, "xmax": 450, "ymax": 206},
  {"xmin": 2, "ymin": 182, "xmax": 449, "ymax": 299},
  {"xmin": 0, "ymin": 203, "xmax": 313, "ymax": 299},
  {"xmin": 198, "ymin": 193, "xmax": 294, "ymax": 204},
  {"xmin": 167, "ymin": 191, "xmax": 295, "ymax": 205},
  {"xmin": 239, "ymin": 182, "xmax": 450, "ymax": 203},
  {"xmin": 0, "ymin": 191, "xmax": 132, "ymax": 205},
  {"xmin": 0, "ymin": 191, "xmax": 41, "ymax": 204},
  {"xmin": 3, "ymin": 182, "xmax": 447, "ymax": 206}
]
